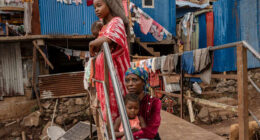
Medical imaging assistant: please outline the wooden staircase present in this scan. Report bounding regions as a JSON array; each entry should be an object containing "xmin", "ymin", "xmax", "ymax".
[{"xmin": 135, "ymin": 38, "xmax": 160, "ymax": 57}]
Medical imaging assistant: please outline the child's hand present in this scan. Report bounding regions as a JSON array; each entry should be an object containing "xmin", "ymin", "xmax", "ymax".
[
  {"xmin": 89, "ymin": 41, "xmax": 97, "ymax": 57},
  {"xmin": 131, "ymin": 127, "xmax": 140, "ymax": 132}
]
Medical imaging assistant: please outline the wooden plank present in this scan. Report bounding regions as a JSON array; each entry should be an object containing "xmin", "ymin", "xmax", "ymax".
[
  {"xmin": 32, "ymin": 40, "xmax": 54, "ymax": 70},
  {"xmin": 156, "ymin": 90, "xmax": 238, "ymax": 112},
  {"xmin": 0, "ymin": 7, "xmax": 24, "ymax": 11},
  {"xmin": 186, "ymin": 90, "xmax": 195, "ymax": 123},
  {"xmin": 237, "ymin": 44, "xmax": 249, "ymax": 140},
  {"xmin": 0, "ymin": 35, "xmax": 94, "ymax": 42},
  {"xmin": 184, "ymin": 73, "xmax": 237, "ymax": 79},
  {"xmin": 32, "ymin": 46, "xmax": 43, "ymax": 112},
  {"xmin": 159, "ymin": 110, "xmax": 225, "ymax": 140},
  {"xmin": 180, "ymin": 69, "xmax": 184, "ymax": 118}
]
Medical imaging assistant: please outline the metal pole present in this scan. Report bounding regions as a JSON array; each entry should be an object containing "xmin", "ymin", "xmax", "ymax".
[
  {"xmin": 103, "ymin": 42, "xmax": 134, "ymax": 140},
  {"xmin": 242, "ymin": 41, "xmax": 260, "ymax": 60},
  {"xmin": 93, "ymin": 79, "xmax": 116, "ymax": 140}
]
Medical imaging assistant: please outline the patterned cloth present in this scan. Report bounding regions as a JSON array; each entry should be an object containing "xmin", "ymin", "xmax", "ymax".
[
  {"xmin": 95, "ymin": 17, "xmax": 130, "ymax": 122},
  {"xmin": 125, "ymin": 67, "xmax": 150, "ymax": 94}
]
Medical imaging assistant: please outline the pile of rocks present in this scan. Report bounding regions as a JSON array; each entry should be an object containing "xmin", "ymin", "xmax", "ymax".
[
  {"xmin": 197, "ymin": 97, "xmax": 237, "ymax": 124},
  {"xmin": 215, "ymin": 80, "xmax": 237, "ymax": 93},
  {"xmin": 41, "ymin": 96, "xmax": 90, "ymax": 126}
]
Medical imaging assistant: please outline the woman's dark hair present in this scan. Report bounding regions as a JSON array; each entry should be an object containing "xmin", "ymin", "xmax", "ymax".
[
  {"xmin": 101, "ymin": 0, "xmax": 130, "ymax": 45},
  {"xmin": 124, "ymin": 93, "xmax": 139, "ymax": 105}
]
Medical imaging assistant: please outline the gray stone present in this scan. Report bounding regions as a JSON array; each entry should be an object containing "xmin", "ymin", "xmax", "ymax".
[
  {"xmin": 198, "ymin": 107, "xmax": 209, "ymax": 119},
  {"xmin": 40, "ymin": 121, "xmax": 59, "ymax": 139},
  {"xmin": 21, "ymin": 111, "xmax": 41, "ymax": 127},
  {"xmin": 75, "ymin": 98, "xmax": 84, "ymax": 105},
  {"xmin": 64, "ymin": 99, "xmax": 74, "ymax": 106},
  {"xmin": 41, "ymin": 102, "xmax": 51, "ymax": 109},
  {"xmin": 226, "ymin": 80, "xmax": 236, "ymax": 86},
  {"xmin": 73, "ymin": 119, "xmax": 78, "ymax": 124},
  {"xmin": 55, "ymin": 116, "xmax": 64, "ymax": 125},
  {"xmin": 68, "ymin": 105, "xmax": 82, "ymax": 114},
  {"xmin": 11, "ymin": 131, "xmax": 20, "ymax": 137}
]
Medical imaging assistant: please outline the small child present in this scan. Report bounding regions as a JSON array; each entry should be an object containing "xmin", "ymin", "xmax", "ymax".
[
  {"xmin": 91, "ymin": 20, "xmax": 103, "ymax": 38},
  {"xmin": 114, "ymin": 93, "xmax": 146, "ymax": 139}
]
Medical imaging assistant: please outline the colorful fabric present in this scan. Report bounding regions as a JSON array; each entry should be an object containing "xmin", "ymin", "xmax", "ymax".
[
  {"xmin": 140, "ymin": 14, "xmax": 153, "ymax": 35},
  {"xmin": 133, "ymin": 95, "xmax": 161, "ymax": 139},
  {"xmin": 95, "ymin": 17, "xmax": 130, "ymax": 122},
  {"xmin": 119, "ymin": 116, "xmax": 141, "ymax": 132},
  {"xmin": 125, "ymin": 67, "xmax": 150, "ymax": 93}
]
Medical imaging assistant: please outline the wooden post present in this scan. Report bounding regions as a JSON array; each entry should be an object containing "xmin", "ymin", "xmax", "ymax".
[
  {"xmin": 180, "ymin": 69, "xmax": 184, "ymax": 118},
  {"xmin": 32, "ymin": 46, "xmax": 43, "ymax": 112},
  {"xmin": 104, "ymin": 53, "xmax": 111, "ymax": 138},
  {"xmin": 237, "ymin": 44, "xmax": 249, "ymax": 140},
  {"xmin": 186, "ymin": 90, "xmax": 195, "ymax": 123},
  {"xmin": 32, "ymin": 40, "xmax": 54, "ymax": 70}
]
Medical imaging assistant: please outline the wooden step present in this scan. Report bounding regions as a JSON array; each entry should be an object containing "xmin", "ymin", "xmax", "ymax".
[{"xmin": 135, "ymin": 38, "xmax": 160, "ymax": 57}]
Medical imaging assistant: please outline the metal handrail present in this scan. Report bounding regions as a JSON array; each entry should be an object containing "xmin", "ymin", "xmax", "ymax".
[
  {"xmin": 92, "ymin": 78, "xmax": 116, "ymax": 140},
  {"xmin": 103, "ymin": 42, "xmax": 134, "ymax": 140}
]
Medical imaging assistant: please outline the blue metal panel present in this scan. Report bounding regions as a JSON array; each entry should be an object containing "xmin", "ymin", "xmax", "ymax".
[
  {"xmin": 198, "ymin": 13, "xmax": 207, "ymax": 49},
  {"xmin": 239, "ymin": 0, "xmax": 260, "ymax": 69},
  {"xmin": 131, "ymin": 0, "xmax": 176, "ymax": 42},
  {"xmin": 212, "ymin": 0, "xmax": 240, "ymax": 72},
  {"xmin": 39, "ymin": 0, "xmax": 98, "ymax": 35},
  {"xmin": 212, "ymin": 0, "xmax": 260, "ymax": 72}
]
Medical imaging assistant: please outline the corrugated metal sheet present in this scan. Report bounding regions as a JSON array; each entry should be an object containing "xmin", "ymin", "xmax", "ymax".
[
  {"xmin": 39, "ymin": 72, "xmax": 86, "ymax": 99},
  {"xmin": 39, "ymin": 0, "xmax": 98, "ymax": 35},
  {"xmin": 0, "ymin": 43, "xmax": 24, "ymax": 97},
  {"xmin": 239, "ymin": 0, "xmax": 260, "ymax": 69},
  {"xmin": 132, "ymin": 0, "xmax": 176, "ymax": 42},
  {"xmin": 213, "ymin": 0, "xmax": 260, "ymax": 72}
]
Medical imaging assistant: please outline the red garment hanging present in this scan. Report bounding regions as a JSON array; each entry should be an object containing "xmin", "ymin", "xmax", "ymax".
[{"xmin": 206, "ymin": 12, "xmax": 214, "ymax": 47}]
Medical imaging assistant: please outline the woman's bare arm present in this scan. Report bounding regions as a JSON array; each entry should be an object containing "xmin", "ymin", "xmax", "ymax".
[{"xmin": 89, "ymin": 37, "xmax": 113, "ymax": 56}]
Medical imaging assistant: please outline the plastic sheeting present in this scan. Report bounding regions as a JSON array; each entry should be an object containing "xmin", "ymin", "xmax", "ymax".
[{"xmin": 212, "ymin": 0, "xmax": 260, "ymax": 72}]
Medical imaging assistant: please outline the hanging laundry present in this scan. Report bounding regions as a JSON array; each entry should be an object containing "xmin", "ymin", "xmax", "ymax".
[
  {"xmin": 160, "ymin": 56, "xmax": 167, "ymax": 72},
  {"xmin": 181, "ymin": 51, "xmax": 195, "ymax": 74},
  {"xmin": 87, "ymin": 0, "xmax": 93, "ymax": 6},
  {"xmin": 140, "ymin": 14, "xmax": 153, "ymax": 35},
  {"xmin": 193, "ymin": 48, "xmax": 212, "ymax": 84},
  {"xmin": 163, "ymin": 76, "xmax": 181, "ymax": 92},
  {"xmin": 206, "ymin": 12, "xmax": 214, "ymax": 47},
  {"xmin": 149, "ymin": 70, "xmax": 160, "ymax": 87},
  {"xmin": 150, "ymin": 21, "xmax": 164, "ymax": 41},
  {"xmin": 162, "ymin": 54, "xmax": 179, "ymax": 74},
  {"xmin": 193, "ymin": 48, "xmax": 211, "ymax": 73},
  {"xmin": 84, "ymin": 58, "xmax": 92, "ymax": 90}
]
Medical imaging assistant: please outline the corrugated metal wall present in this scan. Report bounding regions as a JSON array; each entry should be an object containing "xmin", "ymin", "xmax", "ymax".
[
  {"xmin": 0, "ymin": 43, "xmax": 24, "ymax": 98},
  {"xmin": 39, "ymin": 72, "xmax": 85, "ymax": 99},
  {"xmin": 132, "ymin": 0, "xmax": 176, "ymax": 42},
  {"xmin": 213, "ymin": 0, "xmax": 260, "ymax": 72},
  {"xmin": 39, "ymin": 0, "xmax": 98, "ymax": 35}
]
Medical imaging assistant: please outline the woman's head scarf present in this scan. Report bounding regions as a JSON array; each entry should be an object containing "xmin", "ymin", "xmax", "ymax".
[{"xmin": 125, "ymin": 67, "xmax": 150, "ymax": 94}]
